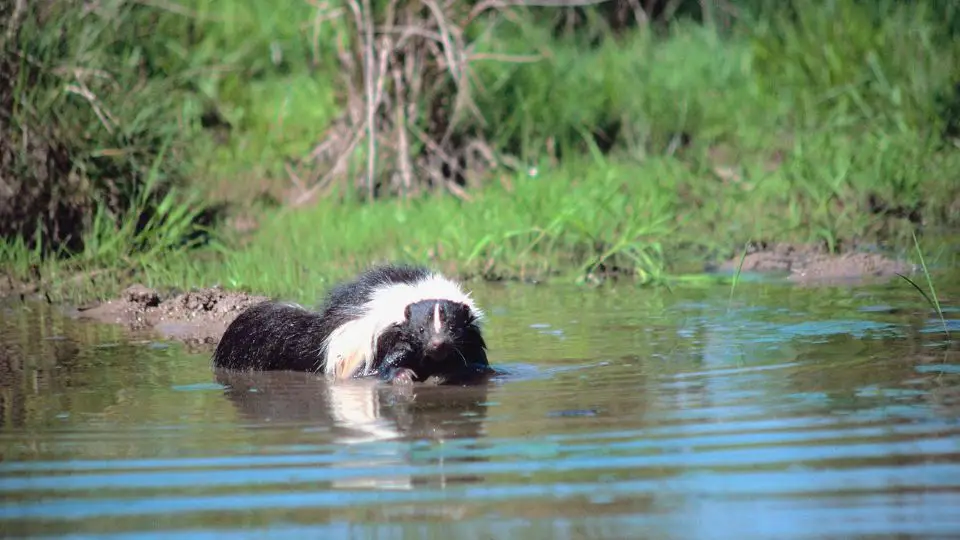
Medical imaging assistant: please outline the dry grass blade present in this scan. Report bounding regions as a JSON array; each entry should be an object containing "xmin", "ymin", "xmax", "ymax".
[
  {"xmin": 292, "ymin": 118, "xmax": 368, "ymax": 207},
  {"xmin": 468, "ymin": 0, "xmax": 614, "ymax": 24},
  {"xmin": 64, "ymin": 81, "xmax": 117, "ymax": 134},
  {"xmin": 346, "ymin": 0, "xmax": 378, "ymax": 200},
  {"xmin": 392, "ymin": 65, "xmax": 413, "ymax": 194},
  {"xmin": 625, "ymin": 0, "xmax": 648, "ymax": 26}
]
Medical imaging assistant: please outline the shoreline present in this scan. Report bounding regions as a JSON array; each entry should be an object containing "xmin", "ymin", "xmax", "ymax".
[{"xmin": 3, "ymin": 241, "xmax": 916, "ymax": 348}]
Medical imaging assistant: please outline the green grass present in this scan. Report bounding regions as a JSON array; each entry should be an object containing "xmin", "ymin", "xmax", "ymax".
[
  {"xmin": 2, "ymin": 0, "xmax": 960, "ymax": 305},
  {"xmin": 204, "ymin": 157, "xmax": 675, "ymax": 299},
  {"xmin": 0, "ymin": 145, "xmax": 214, "ymax": 299},
  {"xmin": 898, "ymin": 231, "xmax": 952, "ymax": 342},
  {"xmin": 173, "ymin": 0, "xmax": 341, "ymax": 186}
]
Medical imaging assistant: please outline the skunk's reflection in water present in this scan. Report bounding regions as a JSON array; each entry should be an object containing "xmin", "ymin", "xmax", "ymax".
[{"xmin": 213, "ymin": 368, "xmax": 493, "ymax": 492}]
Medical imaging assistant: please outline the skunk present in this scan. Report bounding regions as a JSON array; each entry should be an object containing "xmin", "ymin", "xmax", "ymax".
[{"xmin": 212, "ymin": 264, "xmax": 492, "ymax": 385}]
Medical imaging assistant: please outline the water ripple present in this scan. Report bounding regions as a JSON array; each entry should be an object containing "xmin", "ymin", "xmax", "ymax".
[{"xmin": 2, "ymin": 280, "xmax": 960, "ymax": 538}]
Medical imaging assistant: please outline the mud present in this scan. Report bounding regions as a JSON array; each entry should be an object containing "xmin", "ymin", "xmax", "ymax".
[
  {"xmin": 719, "ymin": 242, "xmax": 916, "ymax": 285},
  {"xmin": 73, "ymin": 284, "xmax": 270, "ymax": 345}
]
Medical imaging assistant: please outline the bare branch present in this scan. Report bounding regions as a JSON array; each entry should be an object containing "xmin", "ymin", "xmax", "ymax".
[
  {"xmin": 302, "ymin": 0, "xmax": 609, "ymax": 202},
  {"xmin": 293, "ymin": 118, "xmax": 368, "ymax": 207},
  {"xmin": 468, "ymin": 0, "xmax": 614, "ymax": 24},
  {"xmin": 392, "ymin": 66, "xmax": 413, "ymax": 195},
  {"xmin": 625, "ymin": 0, "xmax": 648, "ymax": 27},
  {"xmin": 130, "ymin": 0, "xmax": 200, "ymax": 19},
  {"xmin": 467, "ymin": 52, "xmax": 543, "ymax": 63},
  {"xmin": 65, "ymin": 68, "xmax": 120, "ymax": 134},
  {"xmin": 346, "ymin": 0, "xmax": 378, "ymax": 200}
]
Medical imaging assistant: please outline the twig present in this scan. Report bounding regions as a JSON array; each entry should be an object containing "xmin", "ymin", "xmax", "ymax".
[
  {"xmin": 64, "ymin": 81, "xmax": 117, "ymax": 134},
  {"xmin": 408, "ymin": 124, "xmax": 458, "ymax": 173},
  {"xmin": 423, "ymin": 0, "xmax": 461, "ymax": 83},
  {"xmin": 305, "ymin": 1, "xmax": 344, "ymax": 66},
  {"xmin": 467, "ymin": 52, "xmax": 543, "ymax": 63},
  {"xmin": 423, "ymin": 163, "xmax": 472, "ymax": 202},
  {"xmin": 51, "ymin": 67, "xmax": 118, "ymax": 88},
  {"xmin": 371, "ymin": 35, "xmax": 392, "ymax": 116},
  {"xmin": 285, "ymin": 162, "xmax": 305, "ymax": 191},
  {"xmin": 468, "ymin": 0, "xmax": 613, "ymax": 24},
  {"xmin": 625, "ymin": 0, "xmax": 648, "ymax": 26},
  {"xmin": 361, "ymin": 0, "xmax": 377, "ymax": 200},
  {"xmin": 382, "ymin": 25, "xmax": 444, "ymax": 47},
  {"xmin": 466, "ymin": 139, "xmax": 499, "ymax": 170},
  {"xmin": 661, "ymin": 0, "xmax": 685, "ymax": 22},
  {"xmin": 422, "ymin": 0, "xmax": 478, "ymax": 145},
  {"xmin": 392, "ymin": 65, "xmax": 413, "ymax": 195},
  {"xmin": 293, "ymin": 118, "xmax": 369, "ymax": 207},
  {"xmin": 130, "ymin": 0, "xmax": 200, "ymax": 18},
  {"xmin": 407, "ymin": 122, "xmax": 476, "ymax": 196},
  {"xmin": 347, "ymin": 0, "xmax": 377, "ymax": 200},
  {"xmin": 302, "ymin": 0, "xmax": 585, "ymax": 201}
]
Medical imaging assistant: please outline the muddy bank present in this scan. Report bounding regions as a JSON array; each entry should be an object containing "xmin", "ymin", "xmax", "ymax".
[
  {"xmin": 718, "ymin": 242, "xmax": 916, "ymax": 284},
  {"xmin": 74, "ymin": 284, "xmax": 270, "ymax": 345}
]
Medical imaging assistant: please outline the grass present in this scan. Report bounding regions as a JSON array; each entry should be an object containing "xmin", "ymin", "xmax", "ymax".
[
  {"xmin": 203, "ymin": 157, "xmax": 675, "ymax": 300},
  {"xmin": 2, "ymin": 1, "xmax": 960, "ymax": 305},
  {"xmin": 727, "ymin": 241, "xmax": 752, "ymax": 312},
  {"xmin": 176, "ymin": 0, "xmax": 340, "ymax": 190},
  {"xmin": 0, "ymin": 145, "xmax": 214, "ymax": 299},
  {"xmin": 897, "ymin": 231, "xmax": 952, "ymax": 342}
]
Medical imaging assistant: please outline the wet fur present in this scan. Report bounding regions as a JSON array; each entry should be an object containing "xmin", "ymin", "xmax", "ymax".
[{"xmin": 212, "ymin": 264, "xmax": 491, "ymax": 384}]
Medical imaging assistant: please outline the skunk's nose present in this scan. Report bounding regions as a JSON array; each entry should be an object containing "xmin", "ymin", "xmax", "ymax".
[{"xmin": 424, "ymin": 337, "xmax": 449, "ymax": 359}]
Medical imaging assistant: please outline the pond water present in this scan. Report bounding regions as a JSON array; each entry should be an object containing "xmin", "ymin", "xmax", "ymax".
[{"xmin": 1, "ymin": 272, "xmax": 959, "ymax": 539}]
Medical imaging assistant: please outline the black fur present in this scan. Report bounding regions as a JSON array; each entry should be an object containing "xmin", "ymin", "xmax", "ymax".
[
  {"xmin": 212, "ymin": 264, "xmax": 492, "ymax": 385},
  {"xmin": 211, "ymin": 301, "xmax": 330, "ymax": 372}
]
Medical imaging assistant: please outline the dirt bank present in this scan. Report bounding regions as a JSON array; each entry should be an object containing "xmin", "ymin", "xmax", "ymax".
[
  {"xmin": 718, "ymin": 242, "xmax": 916, "ymax": 285},
  {"xmin": 74, "ymin": 284, "xmax": 270, "ymax": 345}
]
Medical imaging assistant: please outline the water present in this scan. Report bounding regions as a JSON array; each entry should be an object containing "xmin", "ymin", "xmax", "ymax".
[{"xmin": 2, "ymin": 274, "xmax": 959, "ymax": 539}]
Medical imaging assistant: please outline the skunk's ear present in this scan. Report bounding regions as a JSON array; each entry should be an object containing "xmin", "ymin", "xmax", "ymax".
[
  {"xmin": 404, "ymin": 304, "xmax": 412, "ymax": 320},
  {"xmin": 450, "ymin": 302, "xmax": 470, "ymax": 321}
]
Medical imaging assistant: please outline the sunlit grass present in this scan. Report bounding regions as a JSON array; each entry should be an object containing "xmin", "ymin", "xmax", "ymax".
[
  {"xmin": 201, "ymin": 157, "xmax": 675, "ymax": 301},
  {"xmin": 2, "ymin": 0, "xmax": 959, "ymax": 305},
  {"xmin": 898, "ymin": 231, "xmax": 952, "ymax": 342}
]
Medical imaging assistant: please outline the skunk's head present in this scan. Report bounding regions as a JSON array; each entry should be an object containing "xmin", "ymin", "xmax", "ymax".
[
  {"xmin": 321, "ymin": 267, "xmax": 488, "ymax": 380},
  {"xmin": 403, "ymin": 299, "xmax": 483, "ymax": 365}
]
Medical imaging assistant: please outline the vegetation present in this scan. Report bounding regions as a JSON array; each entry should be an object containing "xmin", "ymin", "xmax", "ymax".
[{"xmin": 1, "ymin": 0, "xmax": 959, "ymax": 304}]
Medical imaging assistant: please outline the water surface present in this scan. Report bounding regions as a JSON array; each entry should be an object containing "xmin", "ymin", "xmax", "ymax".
[{"xmin": 2, "ymin": 273, "xmax": 959, "ymax": 539}]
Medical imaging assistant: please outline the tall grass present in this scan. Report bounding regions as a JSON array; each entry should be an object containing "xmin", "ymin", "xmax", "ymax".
[
  {"xmin": 203, "ymin": 156, "xmax": 675, "ymax": 301},
  {"xmin": 749, "ymin": 0, "xmax": 960, "ymax": 132},
  {"xmin": 1, "ymin": 0, "xmax": 339, "ymax": 296},
  {"xmin": 898, "ymin": 231, "xmax": 952, "ymax": 341},
  {"xmin": 468, "ymin": 20, "xmax": 762, "ymax": 161},
  {"xmin": 0, "ymin": 146, "xmax": 214, "ymax": 299},
  {"xmin": 2, "ymin": 0, "xmax": 959, "ymax": 303},
  {"xmin": 2, "ymin": 2, "xmax": 197, "ymax": 249},
  {"xmin": 171, "ymin": 0, "xmax": 339, "ymax": 186}
]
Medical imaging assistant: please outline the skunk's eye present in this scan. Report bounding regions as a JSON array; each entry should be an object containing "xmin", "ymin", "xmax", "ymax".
[{"xmin": 418, "ymin": 326, "xmax": 424, "ymax": 334}]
